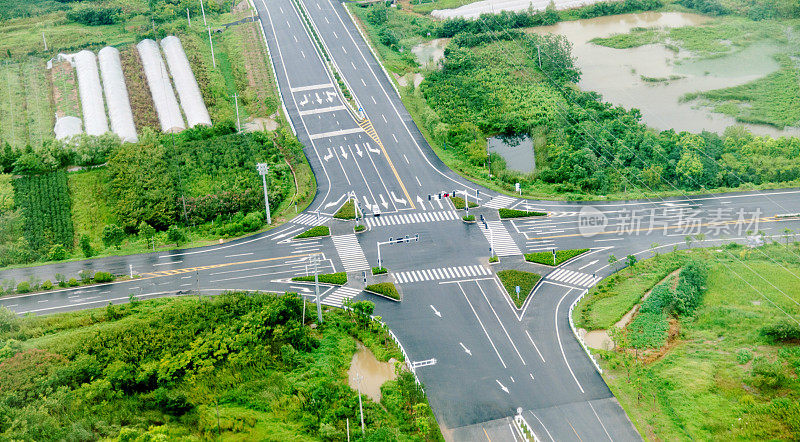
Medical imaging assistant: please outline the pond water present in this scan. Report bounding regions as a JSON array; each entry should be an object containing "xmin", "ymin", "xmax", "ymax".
[
  {"xmin": 347, "ymin": 342, "xmax": 397, "ymax": 403},
  {"xmin": 412, "ymin": 38, "xmax": 449, "ymax": 68},
  {"xmin": 487, "ymin": 134, "xmax": 536, "ymax": 173},
  {"xmin": 531, "ymin": 12, "xmax": 800, "ymax": 136}
]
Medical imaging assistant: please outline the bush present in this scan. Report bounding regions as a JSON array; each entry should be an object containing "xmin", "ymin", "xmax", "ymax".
[
  {"xmin": 79, "ymin": 234, "xmax": 93, "ymax": 258},
  {"xmin": 48, "ymin": 244, "xmax": 68, "ymax": 261},
  {"xmin": 66, "ymin": 6, "xmax": 121, "ymax": 25},
  {"xmin": 16, "ymin": 281, "xmax": 31, "ymax": 293},
  {"xmin": 372, "ymin": 267, "xmax": 387, "ymax": 275},
  {"xmin": 499, "ymin": 208, "xmax": 547, "ymax": 219},
  {"xmin": 627, "ymin": 311, "xmax": 669, "ymax": 349},
  {"xmin": 101, "ymin": 224, "xmax": 125, "ymax": 249},
  {"xmin": 294, "ymin": 226, "xmax": 330, "ymax": 239},
  {"xmin": 292, "ymin": 272, "xmax": 347, "ymax": 285},
  {"xmin": 166, "ymin": 225, "xmax": 188, "ymax": 246},
  {"xmin": 489, "ymin": 255, "xmax": 499, "ymax": 263},
  {"xmin": 354, "ymin": 224, "xmax": 366, "ymax": 232},
  {"xmin": 93, "ymin": 272, "xmax": 114, "ymax": 283},
  {"xmin": 41, "ymin": 280, "xmax": 53, "ymax": 290},
  {"xmin": 365, "ymin": 282, "xmax": 400, "ymax": 300},
  {"xmin": 67, "ymin": 278, "xmax": 79, "ymax": 287},
  {"xmin": 760, "ymin": 321, "xmax": 800, "ymax": 343},
  {"xmin": 525, "ymin": 249, "xmax": 588, "ymax": 266}
]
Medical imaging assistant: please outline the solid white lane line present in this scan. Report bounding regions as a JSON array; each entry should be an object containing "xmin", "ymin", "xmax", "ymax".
[
  {"xmin": 457, "ymin": 282, "xmax": 507, "ymax": 368},
  {"xmin": 588, "ymin": 401, "xmax": 613, "ymax": 442},
  {"xmin": 476, "ymin": 282, "xmax": 526, "ymax": 365},
  {"xmin": 525, "ymin": 330, "xmax": 546, "ymax": 363},
  {"xmin": 224, "ymin": 252, "xmax": 254, "ymax": 258},
  {"xmin": 579, "ymin": 259, "xmax": 599, "ymax": 270},
  {"xmin": 154, "ymin": 260, "xmax": 182, "ymax": 266},
  {"xmin": 555, "ymin": 289, "xmax": 584, "ymax": 393}
]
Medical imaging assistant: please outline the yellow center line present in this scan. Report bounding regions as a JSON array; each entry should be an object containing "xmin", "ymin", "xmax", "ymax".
[
  {"xmin": 566, "ymin": 417, "xmax": 582, "ymax": 442},
  {"xmin": 532, "ymin": 216, "xmax": 779, "ymax": 241},
  {"xmin": 139, "ymin": 253, "xmax": 314, "ymax": 278},
  {"xmin": 361, "ymin": 118, "xmax": 415, "ymax": 209},
  {"xmin": 483, "ymin": 426, "xmax": 492, "ymax": 441}
]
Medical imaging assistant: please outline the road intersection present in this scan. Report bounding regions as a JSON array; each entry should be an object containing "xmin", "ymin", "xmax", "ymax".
[{"xmin": 3, "ymin": 0, "xmax": 800, "ymax": 440}]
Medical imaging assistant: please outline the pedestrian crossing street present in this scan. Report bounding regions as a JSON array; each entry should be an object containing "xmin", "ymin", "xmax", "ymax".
[
  {"xmin": 331, "ymin": 234, "xmax": 370, "ymax": 272},
  {"xmin": 479, "ymin": 221, "xmax": 522, "ymax": 256},
  {"xmin": 394, "ymin": 264, "xmax": 491, "ymax": 284},
  {"xmin": 323, "ymin": 286, "xmax": 361, "ymax": 307},
  {"xmin": 546, "ymin": 268, "xmax": 597, "ymax": 288},
  {"xmin": 364, "ymin": 210, "xmax": 458, "ymax": 228},
  {"xmin": 483, "ymin": 195, "xmax": 518, "ymax": 209},
  {"xmin": 292, "ymin": 213, "xmax": 331, "ymax": 226}
]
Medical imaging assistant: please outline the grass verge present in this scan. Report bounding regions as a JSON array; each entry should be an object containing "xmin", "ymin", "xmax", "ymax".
[
  {"xmin": 292, "ymin": 272, "xmax": 347, "ymax": 285},
  {"xmin": 499, "ymin": 208, "xmax": 547, "ymax": 219},
  {"xmin": 496, "ymin": 269, "xmax": 541, "ymax": 308},
  {"xmin": 451, "ymin": 196, "xmax": 477, "ymax": 209},
  {"xmin": 372, "ymin": 266, "xmax": 387, "ymax": 275},
  {"xmin": 524, "ymin": 248, "xmax": 588, "ymax": 266},
  {"xmin": 365, "ymin": 282, "xmax": 400, "ymax": 301}
]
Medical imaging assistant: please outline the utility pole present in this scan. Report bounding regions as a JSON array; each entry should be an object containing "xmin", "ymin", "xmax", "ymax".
[
  {"xmin": 309, "ymin": 253, "xmax": 323, "ymax": 323},
  {"xmin": 537, "ymin": 45, "xmax": 542, "ymax": 69},
  {"xmin": 42, "ymin": 31, "xmax": 47, "ymax": 51},
  {"xmin": 256, "ymin": 163, "xmax": 271, "ymax": 225},
  {"xmin": 207, "ymin": 26, "xmax": 216, "ymax": 68},
  {"xmin": 355, "ymin": 372, "xmax": 365, "ymax": 435},
  {"xmin": 233, "ymin": 93, "xmax": 241, "ymax": 132},
  {"xmin": 187, "ymin": 9, "xmax": 191, "ymax": 26},
  {"xmin": 200, "ymin": 0, "xmax": 207, "ymax": 26}
]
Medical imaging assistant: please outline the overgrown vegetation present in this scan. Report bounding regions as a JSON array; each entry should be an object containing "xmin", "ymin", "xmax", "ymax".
[
  {"xmin": 0, "ymin": 292, "xmax": 441, "ymax": 440},
  {"xmin": 496, "ymin": 269, "xmax": 541, "ymax": 308},
  {"xmin": 586, "ymin": 244, "xmax": 800, "ymax": 440}
]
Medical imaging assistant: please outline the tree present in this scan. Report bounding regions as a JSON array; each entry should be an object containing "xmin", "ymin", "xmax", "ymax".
[
  {"xmin": 685, "ymin": 235, "xmax": 693, "ymax": 249},
  {"xmin": 608, "ymin": 254, "xmax": 618, "ymax": 271},
  {"xmin": 138, "ymin": 221, "xmax": 156, "ymax": 250},
  {"xmin": 48, "ymin": 244, "xmax": 68, "ymax": 261},
  {"xmin": 79, "ymin": 234, "xmax": 93, "ymax": 258},
  {"xmin": 626, "ymin": 254, "xmax": 638, "ymax": 268},
  {"xmin": 167, "ymin": 225, "xmax": 187, "ymax": 246},
  {"xmin": 101, "ymin": 224, "xmax": 125, "ymax": 249}
]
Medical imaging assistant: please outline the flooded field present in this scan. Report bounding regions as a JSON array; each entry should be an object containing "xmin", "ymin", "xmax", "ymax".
[
  {"xmin": 412, "ymin": 38, "xmax": 448, "ymax": 68},
  {"xmin": 347, "ymin": 342, "xmax": 397, "ymax": 403},
  {"xmin": 487, "ymin": 134, "xmax": 536, "ymax": 173},
  {"xmin": 531, "ymin": 12, "xmax": 800, "ymax": 136}
]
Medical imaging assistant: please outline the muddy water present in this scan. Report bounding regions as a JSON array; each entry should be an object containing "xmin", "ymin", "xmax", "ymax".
[
  {"xmin": 531, "ymin": 12, "xmax": 799, "ymax": 136},
  {"xmin": 347, "ymin": 342, "xmax": 397, "ymax": 403},
  {"xmin": 412, "ymin": 38, "xmax": 449, "ymax": 68}
]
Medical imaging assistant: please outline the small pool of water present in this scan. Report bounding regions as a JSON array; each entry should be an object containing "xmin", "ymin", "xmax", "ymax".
[
  {"xmin": 347, "ymin": 342, "xmax": 396, "ymax": 403},
  {"xmin": 487, "ymin": 134, "xmax": 536, "ymax": 174}
]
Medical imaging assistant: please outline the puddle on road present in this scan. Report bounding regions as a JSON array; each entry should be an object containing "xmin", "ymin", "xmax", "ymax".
[{"xmin": 348, "ymin": 342, "xmax": 397, "ymax": 403}]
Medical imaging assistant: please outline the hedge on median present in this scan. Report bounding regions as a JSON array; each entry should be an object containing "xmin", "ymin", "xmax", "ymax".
[
  {"xmin": 292, "ymin": 272, "xmax": 347, "ymax": 285},
  {"xmin": 525, "ymin": 248, "xmax": 589, "ymax": 266},
  {"xmin": 498, "ymin": 208, "xmax": 547, "ymax": 219},
  {"xmin": 294, "ymin": 225, "xmax": 330, "ymax": 239},
  {"xmin": 372, "ymin": 266, "xmax": 388, "ymax": 275},
  {"xmin": 451, "ymin": 196, "xmax": 478, "ymax": 210},
  {"xmin": 365, "ymin": 282, "xmax": 400, "ymax": 300},
  {"xmin": 497, "ymin": 269, "xmax": 541, "ymax": 308}
]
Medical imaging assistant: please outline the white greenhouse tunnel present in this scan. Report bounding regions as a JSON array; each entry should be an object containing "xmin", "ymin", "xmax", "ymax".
[
  {"xmin": 161, "ymin": 36, "xmax": 212, "ymax": 128},
  {"xmin": 71, "ymin": 50, "xmax": 109, "ymax": 136},
  {"xmin": 98, "ymin": 47, "xmax": 139, "ymax": 143},
  {"xmin": 137, "ymin": 39, "xmax": 186, "ymax": 133}
]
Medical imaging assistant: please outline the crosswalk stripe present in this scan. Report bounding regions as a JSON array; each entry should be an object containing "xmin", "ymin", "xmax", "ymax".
[
  {"xmin": 331, "ymin": 234, "xmax": 370, "ymax": 272},
  {"xmin": 479, "ymin": 221, "xmax": 522, "ymax": 256},
  {"xmin": 391, "ymin": 264, "xmax": 493, "ymax": 284},
  {"xmin": 363, "ymin": 211, "xmax": 457, "ymax": 228},
  {"xmin": 484, "ymin": 195, "xmax": 517, "ymax": 209},
  {"xmin": 322, "ymin": 286, "xmax": 362, "ymax": 307},
  {"xmin": 292, "ymin": 213, "xmax": 331, "ymax": 226},
  {"xmin": 546, "ymin": 268, "xmax": 596, "ymax": 288}
]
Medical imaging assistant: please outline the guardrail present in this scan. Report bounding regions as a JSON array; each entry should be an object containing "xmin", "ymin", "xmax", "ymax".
[{"xmin": 568, "ymin": 289, "xmax": 603, "ymax": 374}]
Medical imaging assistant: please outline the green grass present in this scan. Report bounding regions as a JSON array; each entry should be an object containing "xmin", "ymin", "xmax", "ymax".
[
  {"xmin": 574, "ymin": 251, "xmax": 686, "ymax": 330},
  {"xmin": 333, "ymin": 198, "xmax": 361, "ymax": 219},
  {"xmin": 354, "ymin": 224, "xmax": 366, "ymax": 232},
  {"xmin": 498, "ymin": 208, "xmax": 547, "ymax": 219},
  {"xmin": 409, "ymin": 0, "xmax": 473, "ymax": 14},
  {"xmin": 524, "ymin": 248, "xmax": 588, "ymax": 266},
  {"xmin": 0, "ymin": 292, "xmax": 441, "ymax": 440},
  {"xmin": 592, "ymin": 244, "xmax": 800, "ymax": 440},
  {"xmin": 684, "ymin": 54, "xmax": 800, "ymax": 128},
  {"xmin": 365, "ymin": 282, "xmax": 400, "ymax": 300},
  {"xmin": 372, "ymin": 266, "xmax": 387, "ymax": 275},
  {"xmin": 462, "ymin": 214, "xmax": 475, "ymax": 221},
  {"xmin": 591, "ymin": 27, "xmax": 660, "ymax": 49},
  {"xmin": 0, "ymin": 174, "xmax": 12, "ymax": 212},
  {"xmin": 68, "ymin": 169, "xmax": 116, "ymax": 250},
  {"xmin": 496, "ymin": 269, "xmax": 541, "ymax": 308},
  {"xmin": 292, "ymin": 272, "xmax": 347, "ymax": 285},
  {"xmin": 294, "ymin": 225, "xmax": 330, "ymax": 239},
  {"xmin": 451, "ymin": 196, "xmax": 478, "ymax": 209}
]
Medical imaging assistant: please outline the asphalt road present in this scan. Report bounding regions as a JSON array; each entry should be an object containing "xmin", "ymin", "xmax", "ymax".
[{"xmin": 4, "ymin": 1, "xmax": 800, "ymax": 440}]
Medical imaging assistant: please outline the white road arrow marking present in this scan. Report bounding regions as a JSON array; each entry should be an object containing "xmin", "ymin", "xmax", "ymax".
[
  {"xmin": 416, "ymin": 195, "xmax": 426, "ymax": 209},
  {"xmin": 290, "ymin": 286, "xmax": 313, "ymax": 293},
  {"xmin": 355, "ymin": 144, "xmax": 363, "ymax": 157},
  {"xmin": 362, "ymin": 196, "xmax": 374, "ymax": 212},
  {"xmin": 379, "ymin": 194, "xmax": 389, "ymax": 209},
  {"xmin": 366, "ymin": 142, "xmax": 380, "ymax": 154},
  {"xmin": 391, "ymin": 191, "xmax": 407, "ymax": 205},
  {"xmin": 430, "ymin": 305, "xmax": 441, "ymax": 317},
  {"xmin": 299, "ymin": 95, "xmax": 309, "ymax": 106},
  {"xmin": 325, "ymin": 91, "xmax": 336, "ymax": 102},
  {"xmin": 460, "ymin": 342, "xmax": 472, "ymax": 356},
  {"xmin": 496, "ymin": 379, "xmax": 509, "ymax": 394},
  {"xmin": 323, "ymin": 148, "xmax": 334, "ymax": 162},
  {"xmin": 324, "ymin": 193, "xmax": 347, "ymax": 209},
  {"xmin": 315, "ymin": 92, "xmax": 322, "ymax": 104},
  {"xmin": 339, "ymin": 146, "xmax": 348, "ymax": 159}
]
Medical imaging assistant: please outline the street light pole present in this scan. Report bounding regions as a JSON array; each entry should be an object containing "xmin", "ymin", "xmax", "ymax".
[
  {"xmin": 256, "ymin": 163, "xmax": 271, "ymax": 225},
  {"xmin": 310, "ymin": 253, "xmax": 323, "ymax": 323},
  {"xmin": 356, "ymin": 372, "xmax": 365, "ymax": 435}
]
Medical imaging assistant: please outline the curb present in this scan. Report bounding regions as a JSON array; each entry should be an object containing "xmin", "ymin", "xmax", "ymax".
[
  {"xmin": 363, "ymin": 288, "xmax": 401, "ymax": 302},
  {"xmin": 569, "ymin": 289, "xmax": 603, "ymax": 374}
]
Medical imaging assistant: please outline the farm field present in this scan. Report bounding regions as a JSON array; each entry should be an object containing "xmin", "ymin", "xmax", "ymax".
[{"xmin": 578, "ymin": 244, "xmax": 800, "ymax": 440}]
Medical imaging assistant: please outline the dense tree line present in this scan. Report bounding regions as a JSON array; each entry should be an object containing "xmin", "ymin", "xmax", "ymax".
[
  {"xmin": 0, "ymin": 293, "xmax": 440, "ymax": 440},
  {"xmin": 11, "ymin": 170, "xmax": 74, "ymax": 255}
]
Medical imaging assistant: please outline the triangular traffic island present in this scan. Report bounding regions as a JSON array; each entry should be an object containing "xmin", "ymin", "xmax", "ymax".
[
  {"xmin": 291, "ymin": 272, "xmax": 347, "ymax": 285},
  {"xmin": 496, "ymin": 269, "xmax": 541, "ymax": 309},
  {"xmin": 524, "ymin": 248, "xmax": 589, "ymax": 266},
  {"xmin": 364, "ymin": 282, "xmax": 401, "ymax": 302},
  {"xmin": 293, "ymin": 225, "xmax": 330, "ymax": 240},
  {"xmin": 333, "ymin": 198, "xmax": 362, "ymax": 220}
]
